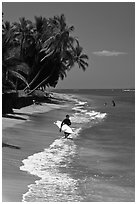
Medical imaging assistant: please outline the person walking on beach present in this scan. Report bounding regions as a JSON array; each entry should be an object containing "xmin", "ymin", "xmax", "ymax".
[{"xmin": 60, "ymin": 115, "xmax": 71, "ymax": 138}]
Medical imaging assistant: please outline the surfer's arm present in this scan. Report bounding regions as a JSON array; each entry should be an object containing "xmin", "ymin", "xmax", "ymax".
[
  {"xmin": 68, "ymin": 120, "xmax": 71, "ymax": 126},
  {"xmin": 60, "ymin": 120, "xmax": 64, "ymax": 132},
  {"xmin": 61, "ymin": 121, "xmax": 64, "ymax": 127}
]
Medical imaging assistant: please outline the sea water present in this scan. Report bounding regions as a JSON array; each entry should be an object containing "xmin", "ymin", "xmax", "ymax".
[{"xmin": 20, "ymin": 89, "xmax": 135, "ymax": 202}]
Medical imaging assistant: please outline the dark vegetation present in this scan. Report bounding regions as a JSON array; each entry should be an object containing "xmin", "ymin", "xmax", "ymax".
[{"xmin": 2, "ymin": 13, "xmax": 89, "ymax": 114}]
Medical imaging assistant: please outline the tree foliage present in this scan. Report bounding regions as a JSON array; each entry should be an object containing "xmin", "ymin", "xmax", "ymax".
[{"xmin": 2, "ymin": 13, "xmax": 89, "ymax": 93}]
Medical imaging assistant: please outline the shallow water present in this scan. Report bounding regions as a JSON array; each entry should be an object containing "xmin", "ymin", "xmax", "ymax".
[{"xmin": 20, "ymin": 89, "xmax": 135, "ymax": 202}]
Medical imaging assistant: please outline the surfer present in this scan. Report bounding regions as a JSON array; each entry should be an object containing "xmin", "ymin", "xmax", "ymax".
[{"xmin": 60, "ymin": 115, "xmax": 71, "ymax": 138}]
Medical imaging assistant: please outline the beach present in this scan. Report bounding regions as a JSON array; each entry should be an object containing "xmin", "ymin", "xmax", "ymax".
[
  {"xmin": 2, "ymin": 95, "xmax": 69, "ymax": 202},
  {"xmin": 2, "ymin": 90, "xmax": 135, "ymax": 202}
]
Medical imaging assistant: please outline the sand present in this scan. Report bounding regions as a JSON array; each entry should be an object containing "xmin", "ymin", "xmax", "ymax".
[{"xmin": 2, "ymin": 101, "xmax": 68, "ymax": 202}]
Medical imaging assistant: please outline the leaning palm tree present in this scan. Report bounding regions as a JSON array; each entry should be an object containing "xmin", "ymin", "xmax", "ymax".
[
  {"xmin": 9, "ymin": 14, "xmax": 89, "ymax": 94},
  {"xmin": 27, "ymin": 53, "xmax": 68, "ymax": 95},
  {"xmin": 22, "ymin": 16, "xmax": 51, "ymax": 91},
  {"xmin": 25, "ymin": 14, "xmax": 76, "ymax": 94}
]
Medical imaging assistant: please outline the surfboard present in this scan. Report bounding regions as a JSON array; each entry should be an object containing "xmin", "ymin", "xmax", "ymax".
[{"xmin": 54, "ymin": 120, "xmax": 73, "ymax": 134}]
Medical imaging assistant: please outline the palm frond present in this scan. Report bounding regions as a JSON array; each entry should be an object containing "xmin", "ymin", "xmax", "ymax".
[
  {"xmin": 5, "ymin": 79, "xmax": 16, "ymax": 89},
  {"xmin": 41, "ymin": 36, "xmax": 54, "ymax": 50},
  {"xmin": 80, "ymin": 54, "xmax": 89, "ymax": 60},
  {"xmin": 68, "ymin": 26, "xmax": 75, "ymax": 33},
  {"xmin": 75, "ymin": 46, "xmax": 83, "ymax": 56},
  {"xmin": 4, "ymin": 57, "xmax": 30, "ymax": 75},
  {"xmin": 79, "ymin": 62, "xmax": 87, "ymax": 71},
  {"xmin": 4, "ymin": 21, "xmax": 11, "ymax": 30},
  {"xmin": 16, "ymin": 63, "xmax": 30, "ymax": 75},
  {"xmin": 80, "ymin": 59, "xmax": 89, "ymax": 67},
  {"xmin": 40, "ymin": 49, "xmax": 55, "ymax": 62},
  {"xmin": 9, "ymin": 70, "xmax": 29, "ymax": 87}
]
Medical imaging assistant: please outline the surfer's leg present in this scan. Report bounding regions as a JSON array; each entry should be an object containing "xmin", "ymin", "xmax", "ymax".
[
  {"xmin": 64, "ymin": 132, "xmax": 67, "ymax": 138},
  {"xmin": 64, "ymin": 132, "xmax": 70, "ymax": 138}
]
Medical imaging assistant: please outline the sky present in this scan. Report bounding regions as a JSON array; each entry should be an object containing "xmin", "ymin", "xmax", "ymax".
[{"xmin": 2, "ymin": 1, "xmax": 135, "ymax": 89}]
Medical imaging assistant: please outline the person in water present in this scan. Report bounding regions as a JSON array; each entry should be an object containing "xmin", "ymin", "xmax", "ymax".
[
  {"xmin": 60, "ymin": 115, "xmax": 71, "ymax": 138},
  {"xmin": 112, "ymin": 100, "xmax": 116, "ymax": 107}
]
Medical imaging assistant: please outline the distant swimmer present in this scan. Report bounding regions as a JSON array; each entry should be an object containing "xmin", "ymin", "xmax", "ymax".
[
  {"xmin": 60, "ymin": 115, "xmax": 72, "ymax": 138},
  {"xmin": 104, "ymin": 102, "xmax": 107, "ymax": 106},
  {"xmin": 112, "ymin": 100, "xmax": 116, "ymax": 107}
]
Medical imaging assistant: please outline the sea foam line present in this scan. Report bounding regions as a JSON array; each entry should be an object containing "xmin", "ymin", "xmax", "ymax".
[
  {"xmin": 71, "ymin": 97, "xmax": 107, "ymax": 124},
  {"xmin": 20, "ymin": 127, "xmax": 82, "ymax": 202}
]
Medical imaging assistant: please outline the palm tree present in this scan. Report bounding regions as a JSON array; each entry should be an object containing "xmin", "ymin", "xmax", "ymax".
[
  {"xmin": 2, "ymin": 19, "xmax": 30, "ymax": 92},
  {"xmin": 26, "ymin": 15, "xmax": 89, "ymax": 94},
  {"xmin": 11, "ymin": 17, "xmax": 44, "ymax": 90},
  {"xmin": 22, "ymin": 16, "xmax": 52, "ymax": 91},
  {"xmin": 73, "ymin": 40, "xmax": 89, "ymax": 71},
  {"xmin": 25, "ymin": 14, "xmax": 76, "ymax": 94},
  {"xmin": 27, "ymin": 52, "xmax": 67, "ymax": 95},
  {"xmin": 12, "ymin": 17, "xmax": 34, "ymax": 60},
  {"xmin": 3, "ymin": 14, "xmax": 88, "ymax": 94}
]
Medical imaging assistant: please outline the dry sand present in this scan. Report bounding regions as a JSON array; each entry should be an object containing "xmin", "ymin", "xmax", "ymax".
[{"xmin": 2, "ymin": 102, "xmax": 67, "ymax": 202}]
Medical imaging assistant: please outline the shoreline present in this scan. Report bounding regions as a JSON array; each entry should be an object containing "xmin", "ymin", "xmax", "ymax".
[
  {"xmin": 2, "ymin": 90, "xmax": 135, "ymax": 202},
  {"xmin": 2, "ymin": 93, "xmax": 70, "ymax": 202}
]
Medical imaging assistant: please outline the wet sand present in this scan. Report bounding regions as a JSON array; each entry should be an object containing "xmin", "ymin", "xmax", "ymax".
[{"xmin": 2, "ymin": 102, "xmax": 66, "ymax": 202}]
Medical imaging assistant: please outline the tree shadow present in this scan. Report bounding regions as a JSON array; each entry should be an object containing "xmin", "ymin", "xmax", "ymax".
[
  {"xmin": 13, "ymin": 112, "xmax": 31, "ymax": 117},
  {"xmin": 2, "ymin": 142, "xmax": 21, "ymax": 149},
  {"xmin": 2, "ymin": 114, "xmax": 27, "ymax": 120}
]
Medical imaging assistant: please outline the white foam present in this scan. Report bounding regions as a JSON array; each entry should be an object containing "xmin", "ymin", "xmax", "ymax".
[
  {"xmin": 77, "ymin": 101, "xmax": 87, "ymax": 106},
  {"xmin": 71, "ymin": 114, "xmax": 91, "ymax": 123},
  {"xmin": 20, "ymin": 132, "xmax": 83, "ymax": 202},
  {"xmin": 21, "ymin": 138, "xmax": 76, "ymax": 175},
  {"xmin": 71, "ymin": 110, "xmax": 106, "ymax": 124},
  {"xmin": 72, "ymin": 106, "xmax": 87, "ymax": 113},
  {"xmin": 71, "ymin": 97, "xmax": 107, "ymax": 125}
]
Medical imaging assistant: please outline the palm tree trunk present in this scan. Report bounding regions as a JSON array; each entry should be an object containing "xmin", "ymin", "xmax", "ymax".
[
  {"xmin": 27, "ymin": 74, "xmax": 51, "ymax": 95},
  {"xmin": 23, "ymin": 68, "xmax": 41, "ymax": 91},
  {"xmin": 27, "ymin": 63, "xmax": 56, "ymax": 95},
  {"xmin": 23, "ymin": 63, "xmax": 47, "ymax": 91},
  {"xmin": 20, "ymin": 35, "xmax": 24, "ymax": 60},
  {"xmin": 15, "ymin": 78, "xmax": 18, "ymax": 91}
]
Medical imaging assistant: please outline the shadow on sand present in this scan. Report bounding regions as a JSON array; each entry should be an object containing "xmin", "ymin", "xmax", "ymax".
[
  {"xmin": 2, "ymin": 142, "xmax": 21, "ymax": 149},
  {"xmin": 2, "ymin": 114, "xmax": 27, "ymax": 121}
]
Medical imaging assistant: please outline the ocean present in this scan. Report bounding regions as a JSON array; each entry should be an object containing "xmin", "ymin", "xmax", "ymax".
[{"xmin": 20, "ymin": 89, "xmax": 135, "ymax": 202}]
